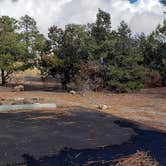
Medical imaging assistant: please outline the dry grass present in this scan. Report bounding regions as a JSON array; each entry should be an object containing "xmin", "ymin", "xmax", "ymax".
[
  {"xmin": 84, "ymin": 151, "xmax": 159, "ymax": 166},
  {"xmin": 0, "ymin": 87, "xmax": 166, "ymax": 131},
  {"xmin": 112, "ymin": 151, "xmax": 159, "ymax": 166},
  {"xmin": 15, "ymin": 68, "xmax": 40, "ymax": 77}
]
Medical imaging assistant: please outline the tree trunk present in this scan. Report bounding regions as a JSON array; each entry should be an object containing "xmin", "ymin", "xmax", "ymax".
[{"xmin": 1, "ymin": 69, "xmax": 6, "ymax": 86}]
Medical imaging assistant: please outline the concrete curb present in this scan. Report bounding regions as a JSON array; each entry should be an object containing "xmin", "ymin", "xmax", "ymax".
[{"xmin": 0, "ymin": 103, "xmax": 57, "ymax": 111}]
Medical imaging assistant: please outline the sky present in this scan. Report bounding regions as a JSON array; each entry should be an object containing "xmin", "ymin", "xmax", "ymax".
[
  {"xmin": 0, "ymin": 0, "xmax": 165, "ymax": 35},
  {"xmin": 130, "ymin": 0, "xmax": 138, "ymax": 3}
]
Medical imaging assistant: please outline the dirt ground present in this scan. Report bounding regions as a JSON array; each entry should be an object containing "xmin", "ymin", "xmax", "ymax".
[
  {"xmin": 0, "ymin": 85, "xmax": 165, "ymax": 165},
  {"xmin": 0, "ymin": 85, "xmax": 166, "ymax": 131}
]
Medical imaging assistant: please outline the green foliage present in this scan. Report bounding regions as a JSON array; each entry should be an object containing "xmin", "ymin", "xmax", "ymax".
[
  {"xmin": 139, "ymin": 20, "xmax": 166, "ymax": 84},
  {"xmin": 0, "ymin": 10, "xmax": 165, "ymax": 92},
  {"xmin": 0, "ymin": 16, "xmax": 26, "ymax": 85},
  {"xmin": 92, "ymin": 9, "xmax": 111, "ymax": 43},
  {"xmin": 39, "ymin": 54, "xmax": 63, "ymax": 78},
  {"xmin": 19, "ymin": 15, "xmax": 45, "ymax": 68},
  {"xmin": 106, "ymin": 21, "xmax": 144, "ymax": 92},
  {"xmin": 0, "ymin": 53, "xmax": 15, "ymax": 71},
  {"xmin": 108, "ymin": 65, "xmax": 144, "ymax": 92},
  {"xmin": 46, "ymin": 24, "xmax": 89, "ymax": 88},
  {"xmin": 40, "ymin": 9, "xmax": 165, "ymax": 92}
]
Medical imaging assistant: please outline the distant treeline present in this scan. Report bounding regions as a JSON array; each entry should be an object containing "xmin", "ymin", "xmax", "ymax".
[{"xmin": 0, "ymin": 9, "xmax": 166, "ymax": 92}]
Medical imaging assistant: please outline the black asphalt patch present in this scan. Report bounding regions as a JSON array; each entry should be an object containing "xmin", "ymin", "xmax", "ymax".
[{"xmin": 0, "ymin": 107, "xmax": 165, "ymax": 166}]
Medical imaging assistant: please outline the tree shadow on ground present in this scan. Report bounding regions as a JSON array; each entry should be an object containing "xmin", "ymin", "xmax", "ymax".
[
  {"xmin": 1, "ymin": 106, "xmax": 165, "ymax": 166},
  {"xmin": 8, "ymin": 82, "xmax": 65, "ymax": 92}
]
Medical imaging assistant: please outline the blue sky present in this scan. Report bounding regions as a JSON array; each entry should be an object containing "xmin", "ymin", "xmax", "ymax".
[
  {"xmin": 130, "ymin": 0, "xmax": 137, "ymax": 3},
  {"xmin": 130, "ymin": 0, "xmax": 166, "ymax": 4},
  {"xmin": 0, "ymin": 0, "xmax": 165, "ymax": 35}
]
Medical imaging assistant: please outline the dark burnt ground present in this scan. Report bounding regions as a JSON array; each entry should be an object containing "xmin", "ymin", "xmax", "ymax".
[{"xmin": 0, "ymin": 107, "xmax": 165, "ymax": 166}]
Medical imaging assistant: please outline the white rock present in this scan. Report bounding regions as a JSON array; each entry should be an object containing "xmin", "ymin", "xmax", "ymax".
[
  {"xmin": 14, "ymin": 85, "xmax": 24, "ymax": 92},
  {"xmin": 98, "ymin": 104, "xmax": 108, "ymax": 110},
  {"xmin": 69, "ymin": 90, "xmax": 76, "ymax": 95},
  {"xmin": 14, "ymin": 98, "xmax": 25, "ymax": 101}
]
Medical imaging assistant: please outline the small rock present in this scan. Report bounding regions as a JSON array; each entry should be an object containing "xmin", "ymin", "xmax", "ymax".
[
  {"xmin": 32, "ymin": 97, "xmax": 39, "ymax": 100},
  {"xmin": 12, "ymin": 98, "xmax": 25, "ymax": 105},
  {"xmin": 14, "ymin": 85, "xmax": 24, "ymax": 92},
  {"xmin": 14, "ymin": 98, "xmax": 25, "ymax": 101},
  {"xmin": 98, "ymin": 104, "xmax": 108, "ymax": 110},
  {"xmin": 69, "ymin": 90, "xmax": 76, "ymax": 95},
  {"xmin": 23, "ymin": 99, "xmax": 34, "ymax": 104},
  {"xmin": 31, "ymin": 97, "xmax": 40, "ymax": 103}
]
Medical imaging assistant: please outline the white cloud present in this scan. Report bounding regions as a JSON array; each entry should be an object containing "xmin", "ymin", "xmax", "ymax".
[{"xmin": 0, "ymin": 0, "xmax": 165, "ymax": 35}]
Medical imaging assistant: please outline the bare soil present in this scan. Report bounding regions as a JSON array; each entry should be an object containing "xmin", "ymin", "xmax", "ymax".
[
  {"xmin": 1, "ymin": 85, "xmax": 166, "ymax": 131},
  {"xmin": 0, "ymin": 84, "xmax": 165, "ymax": 165}
]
